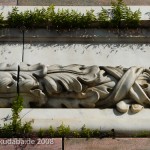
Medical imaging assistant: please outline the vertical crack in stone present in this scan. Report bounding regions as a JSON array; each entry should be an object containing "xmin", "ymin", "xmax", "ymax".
[
  {"xmin": 17, "ymin": 65, "xmax": 20, "ymax": 96},
  {"xmin": 20, "ymin": 26, "xmax": 26, "ymax": 63}
]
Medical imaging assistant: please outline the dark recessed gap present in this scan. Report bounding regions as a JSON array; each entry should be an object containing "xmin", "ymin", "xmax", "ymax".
[
  {"xmin": 17, "ymin": 65, "xmax": 20, "ymax": 95},
  {"xmin": 107, "ymin": 88, "xmax": 113, "ymax": 93},
  {"xmin": 61, "ymin": 103, "xmax": 68, "ymax": 108},
  {"xmin": 141, "ymin": 84, "xmax": 148, "ymax": 89},
  {"xmin": 7, "ymin": 82, "xmax": 14, "ymax": 88}
]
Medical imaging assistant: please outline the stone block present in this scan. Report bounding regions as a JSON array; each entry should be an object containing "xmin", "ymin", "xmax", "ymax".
[
  {"xmin": 18, "ymin": 0, "xmax": 150, "ymax": 6},
  {"xmin": 1, "ymin": 108, "xmax": 150, "ymax": 134},
  {"xmin": 0, "ymin": 0, "xmax": 17, "ymax": 6},
  {"xmin": 23, "ymin": 42, "xmax": 150, "ymax": 68},
  {"xmin": 0, "ymin": 42, "xmax": 22, "ymax": 64},
  {"xmin": 18, "ymin": 0, "xmax": 103, "ymax": 6},
  {"xmin": 65, "ymin": 138, "xmax": 150, "ymax": 150},
  {"xmin": 0, "ymin": 138, "xmax": 62, "ymax": 150}
]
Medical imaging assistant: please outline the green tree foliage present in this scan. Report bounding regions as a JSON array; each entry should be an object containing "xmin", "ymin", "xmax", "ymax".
[
  {"xmin": 98, "ymin": 0, "xmax": 141, "ymax": 28},
  {"xmin": 5, "ymin": 2, "xmax": 141, "ymax": 29}
]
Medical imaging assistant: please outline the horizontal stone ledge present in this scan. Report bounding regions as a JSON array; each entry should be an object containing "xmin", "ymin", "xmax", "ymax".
[
  {"xmin": 0, "ymin": 108, "xmax": 150, "ymax": 135},
  {"xmin": 23, "ymin": 36, "xmax": 150, "ymax": 43},
  {"xmin": 0, "ymin": 28, "xmax": 150, "ymax": 43}
]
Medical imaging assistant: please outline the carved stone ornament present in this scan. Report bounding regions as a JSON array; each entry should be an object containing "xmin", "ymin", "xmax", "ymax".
[{"xmin": 0, "ymin": 63, "xmax": 150, "ymax": 113}]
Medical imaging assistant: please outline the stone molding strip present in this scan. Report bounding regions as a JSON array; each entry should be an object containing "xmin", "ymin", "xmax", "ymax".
[
  {"xmin": 0, "ymin": 28, "xmax": 150, "ymax": 43},
  {"xmin": 0, "ymin": 6, "xmax": 149, "ymax": 42},
  {"xmin": 0, "ymin": 108, "xmax": 150, "ymax": 134}
]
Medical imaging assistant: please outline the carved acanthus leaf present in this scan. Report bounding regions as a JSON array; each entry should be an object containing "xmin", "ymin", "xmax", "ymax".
[
  {"xmin": 0, "ymin": 63, "xmax": 150, "ymax": 113},
  {"xmin": 43, "ymin": 73, "xmax": 82, "ymax": 94}
]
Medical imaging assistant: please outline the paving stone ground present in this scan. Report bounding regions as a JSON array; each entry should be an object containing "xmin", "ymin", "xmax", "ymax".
[
  {"xmin": 0, "ymin": 0, "xmax": 150, "ymax": 6},
  {"xmin": 0, "ymin": 138, "xmax": 62, "ymax": 150},
  {"xmin": 65, "ymin": 138, "xmax": 150, "ymax": 150},
  {"xmin": 0, "ymin": 0, "xmax": 17, "ymax": 5},
  {"xmin": 17, "ymin": 0, "xmax": 150, "ymax": 5}
]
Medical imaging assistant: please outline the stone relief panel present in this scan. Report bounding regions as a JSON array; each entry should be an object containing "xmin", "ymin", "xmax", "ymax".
[{"xmin": 0, "ymin": 63, "xmax": 150, "ymax": 113}]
